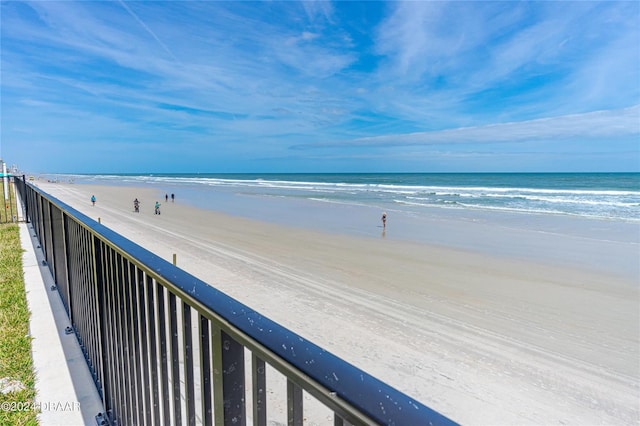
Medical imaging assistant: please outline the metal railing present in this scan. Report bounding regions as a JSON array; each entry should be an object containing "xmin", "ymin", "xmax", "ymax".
[
  {"xmin": 1, "ymin": 175, "xmax": 22, "ymax": 224},
  {"xmin": 16, "ymin": 177, "xmax": 458, "ymax": 426}
]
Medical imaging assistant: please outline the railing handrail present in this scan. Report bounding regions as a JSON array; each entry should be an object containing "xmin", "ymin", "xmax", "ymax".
[{"xmin": 21, "ymin": 179, "xmax": 458, "ymax": 426}]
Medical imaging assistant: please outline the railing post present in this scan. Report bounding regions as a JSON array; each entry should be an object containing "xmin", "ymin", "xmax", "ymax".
[
  {"xmin": 212, "ymin": 327, "xmax": 246, "ymax": 426},
  {"xmin": 156, "ymin": 282, "xmax": 171, "ymax": 422},
  {"xmin": 128, "ymin": 262, "xmax": 144, "ymax": 426},
  {"xmin": 144, "ymin": 273, "xmax": 161, "ymax": 424},
  {"xmin": 199, "ymin": 315, "xmax": 213, "ymax": 426},
  {"xmin": 93, "ymin": 238, "xmax": 108, "ymax": 404},
  {"xmin": 287, "ymin": 380, "xmax": 303, "ymax": 426},
  {"xmin": 168, "ymin": 292, "xmax": 182, "ymax": 424},
  {"xmin": 183, "ymin": 304, "xmax": 196, "ymax": 425},
  {"xmin": 114, "ymin": 251, "xmax": 128, "ymax": 424},
  {"xmin": 252, "ymin": 354, "xmax": 266, "ymax": 426},
  {"xmin": 22, "ymin": 175, "xmax": 29, "ymax": 223},
  {"xmin": 100, "ymin": 242, "xmax": 117, "ymax": 423},
  {"xmin": 60, "ymin": 211, "xmax": 73, "ymax": 325},
  {"xmin": 135, "ymin": 268, "xmax": 152, "ymax": 425}
]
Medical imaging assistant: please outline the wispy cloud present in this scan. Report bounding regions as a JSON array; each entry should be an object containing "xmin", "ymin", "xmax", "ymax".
[
  {"xmin": 1, "ymin": 1, "xmax": 638, "ymax": 172},
  {"xmin": 292, "ymin": 106, "xmax": 640, "ymax": 149},
  {"xmin": 117, "ymin": 0, "xmax": 178, "ymax": 62},
  {"xmin": 371, "ymin": 1, "xmax": 639, "ymax": 120}
]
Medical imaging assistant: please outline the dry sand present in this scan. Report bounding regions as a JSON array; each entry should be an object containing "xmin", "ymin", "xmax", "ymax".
[{"xmin": 35, "ymin": 181, "xmax": 639, "ymax": 425}]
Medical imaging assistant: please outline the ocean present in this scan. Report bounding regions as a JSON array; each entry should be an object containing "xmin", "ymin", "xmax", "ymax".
[
  {"xmin": 44, "ymin": 172, "xmax": 639, "ymax": 279},
  {"xmin": 54, "ymin": 172, "xmax": 639, "ymax": 222}
]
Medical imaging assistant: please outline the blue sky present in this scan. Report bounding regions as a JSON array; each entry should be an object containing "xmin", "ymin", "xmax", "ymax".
[{"xmin": 1, "ymin": 1, "xmax": 638, "ymax": 173}]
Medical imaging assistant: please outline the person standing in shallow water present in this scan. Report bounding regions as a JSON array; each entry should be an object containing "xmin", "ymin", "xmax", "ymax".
[
  {"xmin": 171, "ymin": 193, "xmax": 175, "ymax": 202},
  {"xmin": 381, "ymin": 212, "xmax": 387, "ymax": 228}
]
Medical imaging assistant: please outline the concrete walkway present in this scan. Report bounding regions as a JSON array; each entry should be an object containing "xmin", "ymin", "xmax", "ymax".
[{"xmin": 21, "ymin": 222, "xmax": 105, "ymax": 425}]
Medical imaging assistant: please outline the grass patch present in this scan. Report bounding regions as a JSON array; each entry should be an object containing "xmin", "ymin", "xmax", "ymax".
[{"xmin": 0, "ymin": 224, "xmax": 37, "ymax": 425}]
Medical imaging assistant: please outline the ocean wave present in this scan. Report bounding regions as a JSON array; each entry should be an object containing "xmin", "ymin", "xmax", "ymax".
[{"xmin": 51, "ymin": 173, "xmax": 640, "ymax": 222}]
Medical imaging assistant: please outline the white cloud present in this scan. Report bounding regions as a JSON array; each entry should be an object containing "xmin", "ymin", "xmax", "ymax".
[
  {"xmin": 3, "ymin": 1, "xmax": 639, "ymax": 172},
  {"xmin": 294, "ymin": 106, "xmax": 640, "ymax": 148},
  {"xmin": 301, "ymin": 31, "xmax": 319, "ymax": 41},
  {"xmin": 370, "ymin": 1, "xmax": 639, "ymax": 122},
  {"xmin": 301, "ymin": 0, "xmax": 334, "ymax": 24}
]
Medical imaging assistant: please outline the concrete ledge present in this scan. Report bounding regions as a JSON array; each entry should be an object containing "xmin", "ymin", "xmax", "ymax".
[{"xmin": 21, "ymin": 222, "xmax": 104, "ymax": 426}]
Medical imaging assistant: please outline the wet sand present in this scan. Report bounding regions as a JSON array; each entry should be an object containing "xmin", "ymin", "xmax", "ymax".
[{"xmin": 35, "ymin": 181, "xmax": 639, "ymax": 425}]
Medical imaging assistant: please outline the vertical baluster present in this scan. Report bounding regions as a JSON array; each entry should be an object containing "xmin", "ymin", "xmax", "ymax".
[
  {"xmin": 168, "ymin": 291, "xmax": 182, "ymax": 424},
  {"xmin": 183, "ymin": 303, "xmax": 196, "ymax": 425},
  {"xmin": 252, "ymin": 354, "xmax": 267, "ymax": 426},
  {"xmin": 114, "ymin": 254, "xmax": 129, "ymax": 423},
  {"xmin": 100, "ymin": 242, "xmax": 117, "ymax": 421},
  {"xmin": 212, "ymin": 326, "xmax": 246, "ymax": 426},
  {"xmin": 156, "ymin": 283, "xmax": 170, "ymax": 421},
  {"xmin": 93, "ymin": 236, "xmax": 108, "ymax": 405},
  {"xmin": 110, "ymin": 248, "xmax": 125, "ymax": 424},
  {"xmin": 120, "ymin": 256, "xmax": 134, "ymax": 424},
  {"xmin": 287, "ymin": 380, "xmax": 303, "ymax": 426},
  {"xmin": 145, "ymin": 274, "xmax": 160, "ymax": 423},
  {"xmin": 128, "ymin": 263, "xmax": 144, "ymax": 425},
  {"xmin": 137, "ymin": 269, "xmax": 152, "ymax": 425},
  {"xmin": 199, "ymin": 316, "xmax": 212, "ymax": 426}
]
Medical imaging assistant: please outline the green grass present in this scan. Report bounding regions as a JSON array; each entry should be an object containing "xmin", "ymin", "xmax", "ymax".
[{"xmin": 0, "ymin": 224, "xmax": 38, "ymax": 425}]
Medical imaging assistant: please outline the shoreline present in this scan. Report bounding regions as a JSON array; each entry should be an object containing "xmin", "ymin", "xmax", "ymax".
[
  {"xmin": 61, "ymin": 178, "xmax": 640, "ymax": 281},
  {"xmin": 32, "ymin": 180, "xmax": 639, "ymax": 424}
]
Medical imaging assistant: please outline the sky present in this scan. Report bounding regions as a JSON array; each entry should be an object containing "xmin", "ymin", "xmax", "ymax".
[{"xmin": 1, "ymin": 1, "xmax": 639, "ymax": 174}]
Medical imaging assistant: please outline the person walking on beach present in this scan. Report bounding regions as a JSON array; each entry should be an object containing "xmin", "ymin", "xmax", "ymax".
[
  {"xmin": 165, "ymin": 194, "xmax": 169, "ymax": 202},
  {"xmin": 171, "ymin": 193, "xmax": 175, "ymax": 202},
  {"xmin": 382, "ymin": 212, "xmax": 387, "ymax": 228},
  {"xmin": 134, "ymin": 198, "xmax": 140, "ymax": 213},
  {"xmin": 91, "ymin": 195, "xmax": 96, "ymax": 206},
  {"xmin": 155, "ymin": 201, "xmax": 161, "ymax": 215}
]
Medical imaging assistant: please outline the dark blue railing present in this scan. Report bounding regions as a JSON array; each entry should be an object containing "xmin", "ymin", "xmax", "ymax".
[{"xmin": 16, "ymin": 177, "xmax": 458, "ymax": 426}]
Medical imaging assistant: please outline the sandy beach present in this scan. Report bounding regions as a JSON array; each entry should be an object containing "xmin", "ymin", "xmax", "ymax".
[{"xmin": 33, "ymin": 180, "xmax": 639, "ymax": 425}]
